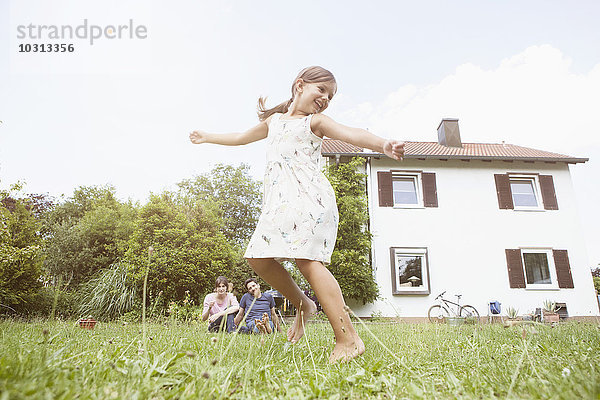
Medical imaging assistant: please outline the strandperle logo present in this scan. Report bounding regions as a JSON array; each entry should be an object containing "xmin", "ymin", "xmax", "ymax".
[{"xmin": 16, "ymin": 19, "xmax": 148, "ymax": 45}]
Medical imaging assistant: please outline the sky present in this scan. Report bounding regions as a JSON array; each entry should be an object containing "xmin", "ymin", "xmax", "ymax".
[{"xmin": 1, "ymin": 0, "xmax": 599, "ymax": 266}]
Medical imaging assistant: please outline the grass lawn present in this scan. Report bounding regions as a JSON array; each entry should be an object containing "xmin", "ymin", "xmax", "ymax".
[{"xmin": 0, "ymin": 319, "xmax": 598, "ymax": 399}]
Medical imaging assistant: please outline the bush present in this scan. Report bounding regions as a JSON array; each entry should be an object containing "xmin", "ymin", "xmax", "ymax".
[
  {"xmin": 77, "ymin": 263, "xmax": 137, "ymax": 320},
  {"xmin": 6, "ymin": 287, "xmax": 78, "ymax": 318},
  {"xmin": 0, "ymin": 194, "xmax": 45, "ymax": 310},
  {"xmin": 166, "ymin": 290, "xmax": 202, "ymax": 322},
  {"xmin": 325, "ymin": 158, "xmax": 379, "ymax": 304},
  {"xmin": 124, "ymin": 194, "xmax": 236, "ymax": 310}
]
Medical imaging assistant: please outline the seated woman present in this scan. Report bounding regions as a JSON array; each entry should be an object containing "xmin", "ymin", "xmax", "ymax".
[{"xmin": 202, "ymin": 276, "xmax": 239, "ymax": 333}]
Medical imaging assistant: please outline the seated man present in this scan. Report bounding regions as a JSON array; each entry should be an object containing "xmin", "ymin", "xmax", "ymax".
[{"xmin": 234, "ymin": 278, "xmax": 282, "ymax": 334}]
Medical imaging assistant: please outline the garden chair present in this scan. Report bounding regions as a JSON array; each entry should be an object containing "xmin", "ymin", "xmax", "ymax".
[{"xmin": 487, "ymin": 301, "xmax": 504, "ymax": 324}]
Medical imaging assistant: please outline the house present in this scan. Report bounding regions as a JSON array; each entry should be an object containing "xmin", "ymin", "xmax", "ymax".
[{"xmin": 322, "ymin": 119, "xmax": 598, "ymax": 321}]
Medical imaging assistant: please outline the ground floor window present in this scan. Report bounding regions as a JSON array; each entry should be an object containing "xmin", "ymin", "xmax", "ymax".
[
  {"xmin": 390, "ymin": 247, "xmax": 430, "ymax": 295},
  {"xmin": 521, "ymin": 248, "xmax": 558, "ymax": 289}
]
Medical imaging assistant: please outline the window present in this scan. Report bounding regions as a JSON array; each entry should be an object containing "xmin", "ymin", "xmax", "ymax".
[
  {"xmin": 506, "ymin": 248, "xmax": 574, "ymax": 289},
  {"xmin": 378, "ymin": 171, "xmax": 438, "ymax": 208},
  {"xmin": 390, "ymin": 247, "xmax": 430, "ymax": 295},
  {"xmin": 393, "ymin": 175, "xmax": 420, "ymax": 206},
  {"xmin": 494, "ymin": 173, "xmax": 558, "ymax": 210},
  {"xmin": 509, "ymin": 175, "xmax": 541, "ymax": 210},
  {"xmin": 521, "ymin": 249, "xmax": 558, "ymax": 289},
  {"xmin": 523, "ymin": 252, "xmax": 551, "ymax": 284}
]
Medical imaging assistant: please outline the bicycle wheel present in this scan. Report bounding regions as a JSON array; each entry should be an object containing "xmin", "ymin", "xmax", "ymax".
[
  {"xmin": 459, "ymin": 305, "xmax": 480, "ymax": 323},
  {"xmin": 428, "ymin": 305, "xmax": 450, "ymax": 323}
]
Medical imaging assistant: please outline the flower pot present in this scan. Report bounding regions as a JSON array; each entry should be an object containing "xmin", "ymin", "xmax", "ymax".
[
  {"xmin": 79, "ymin": 318, "xmax": 97, "ymax": 329},
  {"xmin": 543, "ymin": 312, "xmax": 559, "ymax": 323}
]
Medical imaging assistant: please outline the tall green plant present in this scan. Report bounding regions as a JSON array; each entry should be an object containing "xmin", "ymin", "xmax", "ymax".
[
  {"xmin": 0, "ymin": 185, "xmax": 45, "ymax": 310},
  {"xmin": 78, "ymin": 263, "xmax": 137, "ymax": 320},
  {"xmin": 325, "ymin": 157, "xmax": 378, "ymax": 304}
]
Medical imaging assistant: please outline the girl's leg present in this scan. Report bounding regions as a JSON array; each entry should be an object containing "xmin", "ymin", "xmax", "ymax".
[
  {"xmin": 296, "ymin": 259, "xmax": 365, "ymax": 363},
  {"xmin": 246, "ymin": 258, "xmax": 317, "ymax": 342}
]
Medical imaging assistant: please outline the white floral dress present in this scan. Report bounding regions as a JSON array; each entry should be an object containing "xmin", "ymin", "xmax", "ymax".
[{"xmin": 244, "ymin": 113, "xmax": 339, "ymax": 264}]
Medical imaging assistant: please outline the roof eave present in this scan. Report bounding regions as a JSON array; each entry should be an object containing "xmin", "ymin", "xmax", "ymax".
[{"xmin": 321, "ymin": 153, "xmax": 589, "ymax": 164}]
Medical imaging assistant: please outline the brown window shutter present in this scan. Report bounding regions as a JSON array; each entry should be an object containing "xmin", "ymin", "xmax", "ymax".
[
  {"xmin": 505, "ymin": 249, "xmax": 526, "ymax": 288},
  {"xmin": 377, "ymin": 171, "xmax": 393, "ymax": 207},
  {"xmin": 495, "ymin": 174, "xmax": 514, "ymax": 209},
  {"xmin": 553, "ymin": 249, "xmax": 574, "ymax": 288},
  {"xmin": 422, "ymin": 173, "xmax": 438, "ymax": 208},
  {"xmin": 539, "ymin": 175, "xmax": 559, "ymax": 210}
]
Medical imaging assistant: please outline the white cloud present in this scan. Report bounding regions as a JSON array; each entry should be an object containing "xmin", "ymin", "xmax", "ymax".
[{"xmin": 340, "ymin": 45, "xmax": 600, "ymax": 155}]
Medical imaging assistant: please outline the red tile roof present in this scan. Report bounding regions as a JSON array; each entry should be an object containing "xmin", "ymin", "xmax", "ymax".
[{"xmin": 321, "ymin": 139, "xmax": 588, "ymax": 164}]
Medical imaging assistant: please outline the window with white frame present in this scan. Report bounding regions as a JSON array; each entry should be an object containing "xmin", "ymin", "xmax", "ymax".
[
  {"xmin": 521, "ymin": 248, "xmax": 558, "ymax": 289},
  {"xmin": 509, "ymin": 175, "xmax": 542, "ymax": 210},
  {"xmin": 392, "ymin": 173, "xmax": 422, "ymax": 207},
  {"xmin": 390, "ymin": 247, "xmax": 430, "ymax": 294}
]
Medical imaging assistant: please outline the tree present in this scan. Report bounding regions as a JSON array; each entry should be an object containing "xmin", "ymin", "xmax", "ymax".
[
  {"xmin": 325, "ymin": 157, "xmax": 379, "ymax": 304},
  {"xmin": 0, "ymin": 187, "xmax": 44, "ymax": 309},
  {"xmin": 124, "ymin": 193, "xmax": 237, "ymax": 308},
  {"xmin": 591, "ymin": 267, "xmax": 600, "ymax": 295},
  {"xmin": 177, "ymin": 164, "xmax": 261, "ymax": 248},
  {"xmin": 43, "ymin": 185, "xmax": 137, "ymax": 286}
]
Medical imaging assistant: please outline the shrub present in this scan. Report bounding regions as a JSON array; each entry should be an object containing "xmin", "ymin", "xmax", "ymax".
[{"xmin": 77, "ymin": 263, "xmax": 137, "ymax": 320}]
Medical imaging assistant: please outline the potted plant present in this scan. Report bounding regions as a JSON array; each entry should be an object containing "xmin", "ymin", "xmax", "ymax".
[
  {"xmin": 506, "ymin": 306, "xmax": 519, "ymax": 320},
  {"xmin": 542, "ymin": 300, "xmax": 559, "ymax": 323},
  {"xmin": 502, "ymin": 306, "xmax": 521, "ymax": 327}
]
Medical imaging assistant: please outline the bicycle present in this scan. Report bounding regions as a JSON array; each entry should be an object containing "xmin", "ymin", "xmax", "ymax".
[{"xmin": 427, "ymin": 291, "xmax": 480, "ymax": 323}]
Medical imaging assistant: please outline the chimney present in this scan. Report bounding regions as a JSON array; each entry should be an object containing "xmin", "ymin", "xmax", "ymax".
[{"xmin": 437, "ymin": 118, "xmax": 462, "ymax": 147}]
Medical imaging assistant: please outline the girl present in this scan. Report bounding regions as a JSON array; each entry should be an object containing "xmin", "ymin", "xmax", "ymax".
[
  {"xmin": 202, "ymin": 276, "xmax": 239, "ymax": 333},
  {"xmin": 190, "ymin": 66, "xmax": 404, "ymax": 362}
]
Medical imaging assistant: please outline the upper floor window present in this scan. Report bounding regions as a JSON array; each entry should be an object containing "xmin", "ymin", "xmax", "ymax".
[
  {"xmin": 378, "ymin": 171, "xmax": 438, "ymax": 208},
  {"xmin": 509, "ymin": 175, "xmax": 542, "ymax": 210},
  {"xmin": 494, "ymin": 173, "xmax": 558, "ymax": 211},
  {"xmin": 393, "ymin": 174, "xmax": 421, "ymax": 207}
]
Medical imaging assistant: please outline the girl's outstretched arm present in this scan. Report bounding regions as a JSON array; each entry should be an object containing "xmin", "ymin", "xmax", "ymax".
[
  {"xmin": 189, "ymin": 116, "xmax": 271, "ymax": 146},
  {"xmin": 311, "ymin": 114, "xmax": 405, "ymax": 160}
]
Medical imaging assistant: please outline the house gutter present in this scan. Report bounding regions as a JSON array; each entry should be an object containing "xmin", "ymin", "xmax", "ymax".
[{"xmin": 322, "ymin": 153, "xmax": 589, "ymax": 164}]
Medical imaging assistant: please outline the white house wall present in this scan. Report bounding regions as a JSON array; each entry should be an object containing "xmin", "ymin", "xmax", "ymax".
[{"xmin": 348, "ymin": 158, "xmax": 598, "ymax": 319}]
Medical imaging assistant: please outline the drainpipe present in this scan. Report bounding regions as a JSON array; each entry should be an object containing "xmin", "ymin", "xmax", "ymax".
[{"xmin": 366, "ymin": 157, "xmax": 376, "ymax": 273}]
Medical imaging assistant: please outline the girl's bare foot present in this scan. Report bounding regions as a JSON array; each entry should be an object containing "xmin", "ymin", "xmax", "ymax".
[
  {"xmin": 329, "ymin": 336, "xmax": 365, "ymax": 364},
  {"xmin": 287, "ymin": 299, "xmax": 317, "ymax": 343},
  {"xmin": 262, "ymin": 313, "xmax": 272, "ymax": 334}
]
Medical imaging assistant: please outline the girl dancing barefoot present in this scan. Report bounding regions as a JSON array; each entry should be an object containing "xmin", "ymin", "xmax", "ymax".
[{"xmin": 190, "ymin": 66, "xmax": 404, "ymax": 362}]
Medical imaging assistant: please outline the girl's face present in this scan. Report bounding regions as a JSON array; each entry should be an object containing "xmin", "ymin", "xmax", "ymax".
[
  {"xmin": 216, "ymin": 283, "xmax": 227, "ymax": 294},
  {"xmin": 295, "ymin": 80, "xmax": 336, "ymax": 114}
]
